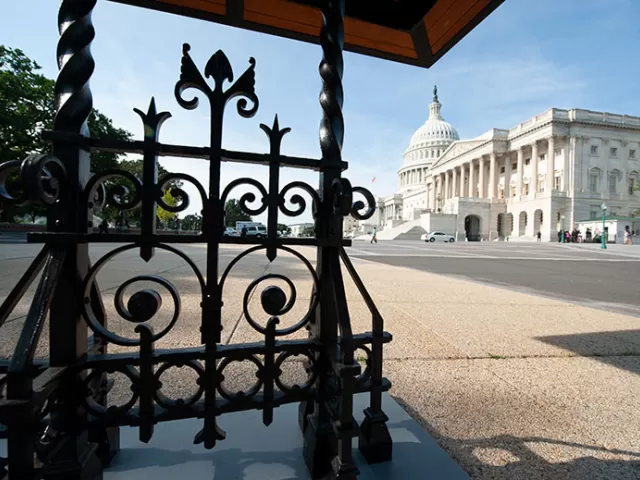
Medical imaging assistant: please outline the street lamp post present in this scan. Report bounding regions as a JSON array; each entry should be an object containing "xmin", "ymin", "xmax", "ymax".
[
  {"xmin": 561, "ymin": 214, "xmax": 565, "ymax": 243},
  {"xmin": 601, "ymin": 203, "xmax": 607, "ymax": 249}
]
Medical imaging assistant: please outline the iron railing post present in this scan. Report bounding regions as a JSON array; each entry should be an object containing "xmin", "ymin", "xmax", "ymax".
[
  {"xmin": 45, "ymin": 1, "xmax": 105, "ymax": 478},
  {"xmin": 301, "ymin": 1, "xmax": 357, "ymax": 479}
]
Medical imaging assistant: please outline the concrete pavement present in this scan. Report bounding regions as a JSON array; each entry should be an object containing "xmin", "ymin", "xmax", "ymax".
[
  {"xmin": 1, "ymin": 242, "xmax": 640, "ymax": 479},
  {"xmin": 348, "ymin": 240, "xmax": 640, "ymax": 318}
]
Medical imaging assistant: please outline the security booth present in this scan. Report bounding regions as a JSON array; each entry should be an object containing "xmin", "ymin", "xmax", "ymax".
[
  {"xmin": 575, "ymin": 216, "xmax": 640, "ymax": 244},
  {"xmin": 0, "ymin": 1, "xmax": 504, "ymax": 479}
]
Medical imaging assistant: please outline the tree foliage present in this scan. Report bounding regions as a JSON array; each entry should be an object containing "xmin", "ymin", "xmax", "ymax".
[
  {"xmin": 0, "ymin": 46, "xmax": 132, "ymax": 170},
  {"xmin": 224, "ymin": 199, "xmax": 252, "ymax": 226},
  {"xmin": 300, "ymin": 225, "xmax": 315, "ymax": 237},
  {"xmin": 277, "ymin": 223, "xmax": 291, "ymax": 235},
  {"xmin": 0, "ymin": 45, "xmax": 185, "ymax": 226}
]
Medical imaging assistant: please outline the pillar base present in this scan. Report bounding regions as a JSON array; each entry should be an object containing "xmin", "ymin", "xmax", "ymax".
[
  {"xmin": 303, "ymin": 414, "xmax": 337, "ymax": 480},
  {"xmin": 42, "ymin": 438, "xmax": 102, "ymax": 480},
  {"xmin": 358, "ymin": 408, "xmax": 392, "ymax": 465}
]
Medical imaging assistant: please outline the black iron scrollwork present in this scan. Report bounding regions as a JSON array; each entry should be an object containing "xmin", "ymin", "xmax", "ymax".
[
  {"xmin": 279, "ymin": 181, "xmax": 320, "ymax": 218},
  {"xmin": 350, "ymin": 186, "xmax": 376, "ymax": 220},
  {"xmin": 220, "ymin": 179, "xmax": 268, "ymax": 217},
  {"xmin": 81, "ymin": 244, "xmax": 204, "ymax": 347},
  {"xmin": 85, "ymin": 169, "xmax": 143, "ymax": 213},
  {"xmin": 0, "ymin": 154, "xmax": 67, "ymax": 206},
  {"xmin": 330, "ymin": 177, "xmax": 376, "ymax": 221},
  {"xmin": 220, "ymin": 245, "xmax": 319, "ymax": 336}
]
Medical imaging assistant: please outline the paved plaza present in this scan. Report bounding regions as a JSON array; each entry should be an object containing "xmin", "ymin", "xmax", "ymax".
[
  {"xmin": 2, "ymin": 240, "xmax": 640, "ymax": 479},
  {"xmin": 348, "ymin": 240, "xmax": 640, "ymax": 318}
]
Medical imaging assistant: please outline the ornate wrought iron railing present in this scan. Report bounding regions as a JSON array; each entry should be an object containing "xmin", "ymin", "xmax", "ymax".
[{"xmin": 0, "ymin": 1, "xmax": 392, "ymax": 479}]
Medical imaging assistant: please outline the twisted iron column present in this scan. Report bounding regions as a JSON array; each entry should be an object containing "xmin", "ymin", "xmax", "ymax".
[
  {"xmin": 46, "ymin": 1, "xmax": 110, "ymax": 477},
  {"xmin": 302, "ymin": 1, "xmax": 358, "ymax": 479}
]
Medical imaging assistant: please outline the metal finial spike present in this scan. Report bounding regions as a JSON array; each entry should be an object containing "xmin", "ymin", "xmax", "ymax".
[
  {"xmin": 148, "ymin": 97, "xmax": 157, "ymax": 116},
  {"xmin": 433, "ymin": 85, "xmax": 438, "ymax": 102},
  {"xmin": 273, "ymin": 114, "xmax": 280, "ymax": 131}
]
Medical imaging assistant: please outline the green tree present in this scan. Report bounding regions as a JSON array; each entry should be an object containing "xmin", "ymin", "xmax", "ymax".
[
  {"xmin": 181, "ymin": 213, "xmax": 202, "ymax": 231},
  {"xmin": 301, "ymin": 225, "xmax": 315, "ymax": 237},
  {"xmin": 277, "ymin": 223, "xmax": 291, "ymax": 235},
  {"xmin": 225, "ymin": 199, "xmax": 251, "ymax": 227},
  {"xmin": 0, "ymin": 45, "xmax": 132, "ymax": 222},
  {"xmin": 156, "ymin": 189, "xmax": 178, "ymax": 225}
]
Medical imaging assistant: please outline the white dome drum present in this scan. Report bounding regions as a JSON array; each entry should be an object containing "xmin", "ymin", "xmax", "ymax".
[{"xmin": 399, "ymin": 86, "xmax": 459, "ymax": 192}]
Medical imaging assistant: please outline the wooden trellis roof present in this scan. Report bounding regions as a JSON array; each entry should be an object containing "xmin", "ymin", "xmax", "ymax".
[{"xmin": 110, "ymin": 0, "xmax": 505, "ymax": 68}]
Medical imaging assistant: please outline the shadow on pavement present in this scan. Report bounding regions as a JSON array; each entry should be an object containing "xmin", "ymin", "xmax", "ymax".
[
  {"xmin": 537, "ymin": 330, "xmax": 640, "ymax": 375},
  {"xmin": 393, "ymin": 395, "xmax": 640, "ymax": 480}
]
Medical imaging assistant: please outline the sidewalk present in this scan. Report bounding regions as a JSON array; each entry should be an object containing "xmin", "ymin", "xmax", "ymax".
[
  {"xmin": 341, "ymin": 254, "xmax": 640, "ymax": 480},
  {"xmin": 2, "ymin": 245, "xmax": 639, "ymax": 479}
]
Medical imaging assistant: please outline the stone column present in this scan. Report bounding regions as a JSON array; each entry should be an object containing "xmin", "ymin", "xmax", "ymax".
[
  {"xmin": 516, "ymin": 147, "xmax": 524, "ymax": 198},
  {"xmin": 444, "ymin": 170, "xmax": 450, "ymax": 199},
  {"xmin": 478, "ymin": 156, "xmax": 486, "ymax": 198},
  {"xmin": 562, "ymin": 137, "xmax": 576, "ymax": 195},
  {"xmin": 460, "ymin": 164, "xmax": 466, "ymax": 197},
  {"xmin": 504, "ymin": 153, "xmax": 512, "ymax": 197},
  {"xmin": 488, "ymin": 153, "xmax": 496, "ymax": 199},
  {"xmin": 429, "ymin": 183, "xmax": 436, "ymax": 210},
  {"xmin": 468, "ymin": 161, "xmax": 476, "ymax": 197},
  {"xmin": 530, "ymin": 141, "xmax": 538, "ymax": 199},
  {"xmin": 547, "ymin": 135, "xmax": 555, "ymax": 193},
  {"xmin": 452, "ymin": 167, "xmax": 458, "ymax": 198}
]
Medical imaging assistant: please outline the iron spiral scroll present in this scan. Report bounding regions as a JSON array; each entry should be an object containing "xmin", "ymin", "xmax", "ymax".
[{"xmin": 0, "ymin": 1, "xmax": 391, "ymax": 478}]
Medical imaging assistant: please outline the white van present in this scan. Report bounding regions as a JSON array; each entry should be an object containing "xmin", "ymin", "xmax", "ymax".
[{"xmin": 236, "ymin": 222, "xmax": 267, "ymax": 238}]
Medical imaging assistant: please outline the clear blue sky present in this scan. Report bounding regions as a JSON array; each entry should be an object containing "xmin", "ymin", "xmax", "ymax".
[{"xmin": 3, "ymin": 0, "xmax": 639, "ymax": 223}]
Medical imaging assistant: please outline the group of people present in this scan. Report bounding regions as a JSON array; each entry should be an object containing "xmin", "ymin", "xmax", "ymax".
[{"xmin": 557, "ymin": 228, "xmax": 586, "ymax": 243}]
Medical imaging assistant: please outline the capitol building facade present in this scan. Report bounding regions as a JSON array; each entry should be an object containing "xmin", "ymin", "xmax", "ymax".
[{"xmin": 369, "ymin": 87, "xmax": 640, "ymax": 242}]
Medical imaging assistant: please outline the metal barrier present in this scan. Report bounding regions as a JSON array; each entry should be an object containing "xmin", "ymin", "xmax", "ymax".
[{"xmin": 0, "ymin": 1, "xmax": 391, "ymax": 479}]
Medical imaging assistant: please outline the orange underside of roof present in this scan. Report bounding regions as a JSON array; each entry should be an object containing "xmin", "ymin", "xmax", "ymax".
[{"xmin": 114, "ymin": 0, "xmax": 504, "ymax": 67}]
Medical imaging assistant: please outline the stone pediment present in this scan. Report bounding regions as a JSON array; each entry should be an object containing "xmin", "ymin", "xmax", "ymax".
[{"xmin": 431, "ymin": 140, "xmax": 486, "ymax": 169}]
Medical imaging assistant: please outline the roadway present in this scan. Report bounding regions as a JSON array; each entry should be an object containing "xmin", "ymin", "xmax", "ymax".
[{"xmin": 346, "ymin": 240, "xmax": 640, "ymax": 318}]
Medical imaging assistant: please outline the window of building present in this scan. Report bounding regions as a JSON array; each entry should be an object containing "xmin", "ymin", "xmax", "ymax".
[
  {"xmin": 609, "ymin": 174, "xmax": 617, "ymax": 194},
  {"xmin": 589, "ymin": 208, "xmax": 599, "ymax": 220},
  {"xmin": 554, "ymin": 175, "xmax": 561, "ymax": 191},
  {"xmin": 498, "ymin": 188, "xmax": 504, "ymax": 199},
  {"xmin": 537, "ymin": 177, "xmax": 545, "ymax": 193},
  {"xmin": 523, "ymin": 183, "xmax": 529, "ymax": 195},
  {"xmin": 512, "ymin": 163, "xmax": 517, "ymax": 170},
  {"xmin": 539, "ymin": 154, "xmax": 546, "ymax": 161},
  {"xmin": 610, "ymin": 147, "xmax": 618, "ymax": 157},
  {"xmin": 589, "ymin": 173, "xmax": 599, "ymax": 193},
  {"xmin": 525, "ymin": 158, "xmax": 530, "ymax": 166},
  {"xmin": 630, "ymin": 149, "xmax": 636, "ymax": 160},
  {"xmin": 510, "ymin": 185, "xmax": 516, "ymax": 197},
  {"xmin": 500, "ymin": 166, "xmax": 505, "ymax": 174},
  {"xmin": 629, "ymin": 178, "xmax": 635, "ymax": 195},
  {"xmin": 555, "ymin": 148, "xmax": 562, "ymax": 156},
  {"xmin": 590, "ymin": 145, "xmax": 598, "ymax": 155}
]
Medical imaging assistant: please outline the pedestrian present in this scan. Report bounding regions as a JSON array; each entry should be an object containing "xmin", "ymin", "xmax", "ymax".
[
  {"xmin": 98, "ymin": 219, "xmax": 109, "ymax": 234},
  {"xmin": 370, "ymin": 227, "xmax": 378, "ymax": 244},
  {"xmin": 536, "ymin": 231, "xmax": 541, "ymax": 243},
  {"xmin": 241, "ymin": 226, "xmax": 248, "ymax": 238},
  {"xmin": 557, "ymin": 230, "xmax": 562, "ymax": 242},
  {"xmin": 624, "ymin": 225, "xmax": 632, "ymax": 245}
]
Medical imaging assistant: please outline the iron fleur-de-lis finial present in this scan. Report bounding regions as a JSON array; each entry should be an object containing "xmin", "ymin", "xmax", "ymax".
[{"xmin": 174, "ymin": 43, "xmax": 259, "ymax": 118}]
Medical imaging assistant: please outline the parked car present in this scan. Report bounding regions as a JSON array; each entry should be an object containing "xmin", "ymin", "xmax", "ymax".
[
  {"xmin": 421, "ymin": 231, "xmax": 455, "ymax": 243},
  {"xmin": 223, "ymin": 227, "xmax": 240, "ymax": 237}
]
